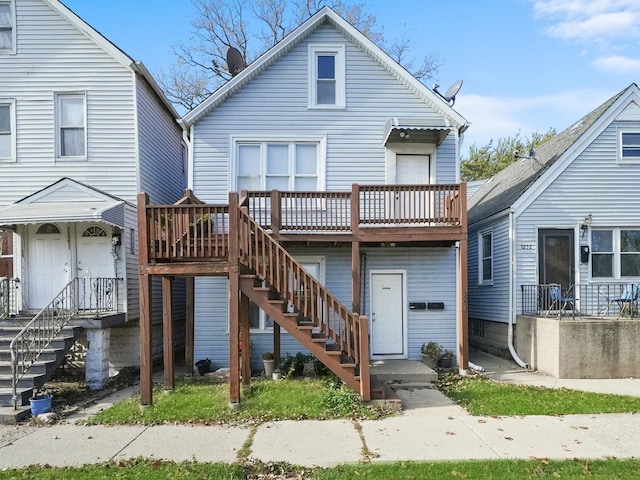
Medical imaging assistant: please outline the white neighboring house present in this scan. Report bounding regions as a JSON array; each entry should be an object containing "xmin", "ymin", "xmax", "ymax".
[
  {"xmin": 467, "ymin": 83, "xmax": 640, "ymax": 378},
  {"xmin": 0, "ymin": 0, "xmax": 184, "ymax": 398},
  {"xmin": 173, "ymin": 6, "xmax": 469, "ymax": 385}
]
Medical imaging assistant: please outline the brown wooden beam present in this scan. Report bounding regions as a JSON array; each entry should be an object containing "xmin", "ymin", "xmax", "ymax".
[
  {"xmin": 139, "ymin": 273, "xmax": 153, "ymax": 405},
  {"xmin": 185, "ymin": 276, "xmax": 194, "ymax": 377},
  {"xmin": 140, "ymin": 262, "xmax": 237, "ymax": 276},
  {"xmin": 162, "ymin": 276, "xmax": 175, "ymax": 390},
  {"xmin": 229, "ymin": 268, "xmax": 241, "ymax": 406},
  {"xmin": 240, "ymin": 291, "xmax": 251, "ymax": 386},
  {"xmin": 358, "ymin": 315, "xmax": 370, "ymax": 401},
  {"xmin": 273, "ymin": 322, "xmax": 281, "ymax": 370},
  {"xmin": 351, "ymin": 241, "xmax": 361, "ymax": 314}
]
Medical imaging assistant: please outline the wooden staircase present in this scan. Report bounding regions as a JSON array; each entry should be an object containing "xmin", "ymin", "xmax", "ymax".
[
  {"xmin": 0, "ymin": 317, "xmax": 82, "ymax": 407},
  {"xmin": 235, "ymin": 206, "xmax": 370, "ymax": 400}
]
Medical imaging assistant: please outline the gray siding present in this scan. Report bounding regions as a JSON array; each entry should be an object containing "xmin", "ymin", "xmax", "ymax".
[
  {"xmin": 136, "ymin": 77, "xmax": 184, "ymax": 204},
  {"xmin": 468, "ymin": 214, "xmax": 510, "ymax": 323},
  {"xmin": 192, "ymin": 25, "xmax": 457, "ymax": 202}
]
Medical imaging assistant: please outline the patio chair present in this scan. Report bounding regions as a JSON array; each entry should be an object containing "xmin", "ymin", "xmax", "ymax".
[
  {"xmin": 544, "ymin": 284, "xmax": 575, "ymax": 317},
  {"xmin": 605, "ymin": 283, "xmax": 639, "ymax": 318}
]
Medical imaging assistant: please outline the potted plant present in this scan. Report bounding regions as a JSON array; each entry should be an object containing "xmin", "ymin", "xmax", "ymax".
[
  {"xmin": 280, "ymin": 352, "xmax": 312, "ymax": 378},
  {"xmin": 438, "ymin": 350, "xmax": 456, "ymax": 368},
  {"xmin": 262, "ymin": 352, "xmax": 275, "ymax": 378},
  {"xmin": 29, "ymin": 389, "xmax": 53, "ymax": 416},
  {"xmin": 421, "ymin": 341, "xmax": 442, "ymax": 369},
  {"xmin": 195, "ymin": 358, "xmax": 212, "ymax": 376}
]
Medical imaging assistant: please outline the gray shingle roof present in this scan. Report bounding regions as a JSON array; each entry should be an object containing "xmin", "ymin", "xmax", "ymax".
[{"xmin": 467, "ymin": 85, "xmax": 632, "ymax": 224}]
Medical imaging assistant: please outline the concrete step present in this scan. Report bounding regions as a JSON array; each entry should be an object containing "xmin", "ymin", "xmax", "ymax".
[{"xmin": 370, "ymin": 359, "xmax": 438, "ymax": 384}]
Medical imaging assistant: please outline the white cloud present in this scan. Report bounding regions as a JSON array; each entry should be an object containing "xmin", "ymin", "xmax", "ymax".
[
  {"xmin": 592, "ymin": 55, "xmax": 640, "ymax": 73},
  {"xmin": 457, "ymin": 89, "xmax": 613, "ymax": 157}
]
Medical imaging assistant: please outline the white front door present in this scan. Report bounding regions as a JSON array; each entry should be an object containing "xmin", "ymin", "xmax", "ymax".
[
  {"xmin": 28, "ymin": 223, "xmax": 69, "ymax": 309},
  {"xmin": 370, "ymin": 272, "xmax": 405, "ymax": 356},
  {"xmin": 396, "ymin": 154, "xmax": 430, "ymax": 184},
  {"xmin": 76, "ymin": 224, "xmax": 114, "ymax": 279}
]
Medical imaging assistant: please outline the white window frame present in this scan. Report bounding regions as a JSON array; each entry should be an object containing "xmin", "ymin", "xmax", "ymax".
[
  {"xmin": 55, "ymin": 92, "xmax": 87, "ymax": 160},
  {"xmin": 308, "ymin": 44, "xmax": 345, "ymax": 109},
  {"xmin": 478, "ymin": 229, "xmax": 493, "ymax": 285},
  {"xmin": 230, "ymin": 136, "xmax": 326, "ymax": 192},
  {"xmin": 0, "ymin": 98, "xmax": 15, "ymax": 162},
  {"xmin": 617, "ymin": 129, "xmax": 640, "ymax": 164},
  {"xmin": 0, "ymin": 0, "xmax": 16, "ymax": 55},
  {"xmin": 591, "ymin": 228, "xmax": 640, "ymax": 279}
]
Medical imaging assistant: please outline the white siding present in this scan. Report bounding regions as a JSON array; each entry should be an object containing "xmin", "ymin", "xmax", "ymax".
[
  {"xmin": 192, "ymin": 25, "xmax": 457, "ymax": 202},
  {"xmin": 0, "ymin": 0, "xmax": 138, "ymax": 204}
]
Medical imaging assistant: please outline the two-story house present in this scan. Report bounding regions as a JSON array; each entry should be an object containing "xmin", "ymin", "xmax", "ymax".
[
  {"xmin": 138, "ymin": 6, "xmax": 469, "ymax": 405},
  {"xmin": 0, "ymin": 0, "xmax": 184, "ymax": 407}
]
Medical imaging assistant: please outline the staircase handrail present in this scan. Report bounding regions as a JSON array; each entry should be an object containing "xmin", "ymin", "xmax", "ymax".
[
  {"xmin": 10, "ymin": 276, "xmax": 120, "ymax": 408},
  {"xmin": 236, "ymin": 206, "xmax": 367, "ymax": 377}
]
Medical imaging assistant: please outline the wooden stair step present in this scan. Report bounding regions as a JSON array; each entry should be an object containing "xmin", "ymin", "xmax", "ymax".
[{"xmin": 310, "ymin": 332, "xmax": 327, "ymax": 343}]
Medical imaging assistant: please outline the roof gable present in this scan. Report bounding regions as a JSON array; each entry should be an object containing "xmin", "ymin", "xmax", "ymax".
[
  {"xmin": 467, "ymin": 84, "xmax": 639, "ymax": 224},
  {"xmin": 17, "ymin": 177, "xmax": 129, "ymax": 205},
  {"xmin": 181, "ymin": 6, "xmax": 467, "ymax": 129}
]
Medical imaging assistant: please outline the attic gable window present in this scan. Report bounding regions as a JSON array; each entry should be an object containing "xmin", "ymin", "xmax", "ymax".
[
  {"xmin": 0, "ymin": 1, "xmax": 15, "ymax": 54},
  {"xmin": 619, "ymin": 131, "xmax": 640, "ymax": 163},
  {"xmin": 308, "ymin": 44, "xmax": 345, "ymax": 109}
]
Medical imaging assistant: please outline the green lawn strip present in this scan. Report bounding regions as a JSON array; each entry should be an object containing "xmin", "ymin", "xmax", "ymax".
[
  {"xmin": 437, "ymin": 374, "xmax": 640, "ymax": 416},
  {"xmin": 87, "ymin": 377, "xmax": 390, "ymax": 425},
  {"xmin": 1, "ymin": 458, "xmax": 639, "ymax": 479}
]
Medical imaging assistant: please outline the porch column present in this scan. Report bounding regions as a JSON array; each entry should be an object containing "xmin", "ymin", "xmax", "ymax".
[
  {"xmin": 139, "ymin": 273, "xmax": 153, "ymax": 405},
  {"xmin": 86, "ymin": 328, "xmax": 110, "ymax": 390},
  {"xmin": 352, "ymin": 241, "xmax": 361, "ymax": 313},
  {"xmin": 163, "ymin": 276, "xmax": 175, "ymax": 391},
  {"xmin": 185, "ymin": 276, "xmax": 195, "ymax": 377},
  {"xmin": 240, "ymin": 291, "xmax": 251, "ymax": 385},
  {"xmin": 229, "ymin": 268, "xmax": 241, "ymax": 406},
  {"xmin": 273, "ymin": 323, "xmax": 281, "ymax": 370}
]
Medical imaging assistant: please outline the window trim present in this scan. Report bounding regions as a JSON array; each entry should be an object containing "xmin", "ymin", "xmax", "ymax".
[
  {"xmin": 0, "ymin": 0, "xmax": 16, "ymax": 55},
  {"xmin": 55, "ymin": 92, "xmax": 87, "ymax": 160},
  {"xmin": 229, "ymin": 136, "xmax": 326, "ymax": 192},
  {"xmin": 0, "ymin": 98, "xmax": 15, "ymax": 162},
  {"xmin": 478, "ymin": 229, "xmax": 493, "ymax": 285},
  {"xmin": 592, "ymin": 227, "xmax": 640, "ymax": 279},
  {"xmin": 308, "ymin": 44, "xmax": 345, "ymax": 109},
  {"xmin": 617, "ymin": 129, "xmax": 640, "ymax": 164}
]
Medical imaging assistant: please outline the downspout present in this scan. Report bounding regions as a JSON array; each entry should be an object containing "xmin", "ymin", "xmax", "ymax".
[
  {"xmin": 179, "ymin": 121, "xmax": 194, "ymax": 190},
  {"xmin": 509, "ymin": 208, "xmax": 528, "ymax": 368}
]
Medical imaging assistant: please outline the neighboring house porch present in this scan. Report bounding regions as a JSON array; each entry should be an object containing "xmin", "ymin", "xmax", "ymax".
[{"xmin": 138, "ymin": 184, "xmax": 468, "ymax": 405}]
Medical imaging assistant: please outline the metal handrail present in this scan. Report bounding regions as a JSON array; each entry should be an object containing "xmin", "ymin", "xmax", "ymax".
[{"xmin": 10, "ymin": 277, "xmax": 120, "ymax": 408}]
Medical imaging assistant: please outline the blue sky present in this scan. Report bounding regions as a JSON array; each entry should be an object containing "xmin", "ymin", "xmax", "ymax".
[{"xmin": 63, "ymin": 0, "xmax": 640, "ymax": 157}]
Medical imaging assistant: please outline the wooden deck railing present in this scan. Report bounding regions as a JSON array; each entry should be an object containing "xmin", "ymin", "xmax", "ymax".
[{"xmin": 141, "ymin": 184, "xmax": 465, "ymax": 263}]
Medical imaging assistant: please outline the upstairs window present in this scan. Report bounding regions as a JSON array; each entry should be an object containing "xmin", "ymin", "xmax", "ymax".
[
  {"xmin": 619, "ymin": 131, "xmax": 640, "ymax": 163},
  {"xmin": 308, "ymin": 44, "xmax": 345, "ymax": 109},
  {"xmin": 479, "ymin": 230, "xmax": 493, "ymax": 285},
  {"xmin": 0, "ymin": 1, "xmax": 15, "ymax": 54},
  {"xmin": 0, "ymin": 100, "xmax": 14, "ymax": 161},
  {"xmin": 56, "ymin": 94, "xmax": 86, "ymax": 158}
]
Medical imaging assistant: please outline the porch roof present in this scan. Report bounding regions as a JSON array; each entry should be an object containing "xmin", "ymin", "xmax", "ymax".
[
  {"xmin": 0, "ymin": 200, "xmax": 126, "ymax": 228},
  {"xmin": 383, "ymin": 117, "xmax": 452, "ymax": 146}
]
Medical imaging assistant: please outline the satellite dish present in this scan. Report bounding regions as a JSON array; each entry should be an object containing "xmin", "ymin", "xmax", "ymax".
[
  {"xmin": 433, "ymin": 79, "xmax": 463, "ymax": 106},
  {"xmin": 226, "ymin": 47, "xmax": 245, "ymax": 76}
]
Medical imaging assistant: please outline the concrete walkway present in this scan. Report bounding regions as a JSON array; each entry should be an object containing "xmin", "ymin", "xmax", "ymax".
[{"xmin": 0, "ymin": 352, "xmax": 638, "ymax": 469}]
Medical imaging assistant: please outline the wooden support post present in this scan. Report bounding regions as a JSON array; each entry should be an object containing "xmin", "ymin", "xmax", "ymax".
[
  {"xmin": 352, "ymin": 241, "xmax": 361, "ymax": 314},
  {"xmin": 358, "ymin": 315, "xmax": 370, "ymax": 401},
  {"xmin": 273, "ymin": 322, "xmax": 281, "ymax": 370},
  {"xmin": 351, "ymin": 184, "xmax": 360, "ymax": 236},
  {"xmin": 229, "ymin": 192, "xmax": 239, "ymax": 262},
  {"xmin": 162, "ymin": 276, "xmax": 174, "ymax": 390},
  {"xmin": 185, "ymin": 276, "xmax": 194, "ymax": 377},
  {"xmin": 137, "ymin": 192, "xmax": 153, "ymax": 406},
  {"xmin": 240, "ymin": 291, "xmax": 251, "ymax": 385},
  {"xmin": 229, "ymin": 268, "xmax": 241, "ymax": 406},
  {"xmin": 270, "ymin": 190, "xmax": 281, "ymax": 238}
]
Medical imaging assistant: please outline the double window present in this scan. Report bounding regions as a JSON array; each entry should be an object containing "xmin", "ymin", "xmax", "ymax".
[
  {"xmin": 235, "ymin": 140, "xmax": 322, "ymax": 192},
  {"xmin": 592, "ymin": 229, "xmax": 640, "ymax": 278},
  {"xmin": 619, "ymin": 130, "xmax": 640, "ymax": 163},
  {"xmin": 56, "ymin": 94, "xmax": 86, "ymax": 158},
  {"xmin": 479, "ymin": 230, "xmax": 493, "ymax": 284},
  {"xmin": 0, "ymin": 1, "xmax": 14, "ymax": 54},
  {"xmin": 0, "ymin": 100, "xmax": 13, "ymax": 161},
  {"xmin": 308, "ymin": 44, "xmax": 345, "ymax": 109}
]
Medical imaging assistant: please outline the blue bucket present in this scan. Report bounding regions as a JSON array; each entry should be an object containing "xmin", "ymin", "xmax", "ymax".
[{"xmin": 29, "ymin": 395, "xmax": 53, "ymax": 415}]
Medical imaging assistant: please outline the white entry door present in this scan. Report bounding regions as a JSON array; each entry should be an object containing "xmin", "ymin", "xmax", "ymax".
[
  {"xmin": 28, "ymin": 223, "xmax": 69, "ymax": 309},
  {"xmin": 396, "ymin": 155, "xmax": 431, "ymax": 221},
  {"xmin": 370, "ymin": 272, "xmax": 405, "ymax": 356},
  {"xmin": 76, "ymin": 224, "xmax": 114, "ymax": 279},
  {"xmin": 397, "ymin": 154, "xmax": 430, "ymax": 184}
]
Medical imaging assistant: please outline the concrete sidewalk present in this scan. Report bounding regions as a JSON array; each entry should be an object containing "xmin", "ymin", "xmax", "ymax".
[{"xmin": 0, "ymin": 352, "xmax": 638, "ymax": 469}]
